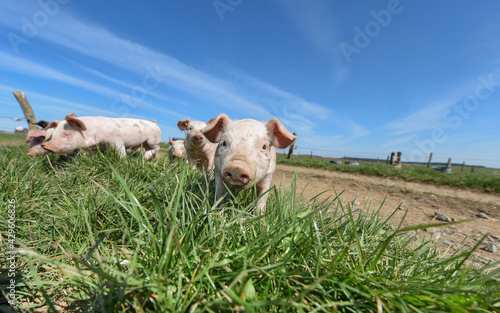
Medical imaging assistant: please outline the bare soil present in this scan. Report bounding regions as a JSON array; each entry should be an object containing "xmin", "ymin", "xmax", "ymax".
[{"xmin": 273, "ymin": 164, "xmax": 500, "ymax": 265}]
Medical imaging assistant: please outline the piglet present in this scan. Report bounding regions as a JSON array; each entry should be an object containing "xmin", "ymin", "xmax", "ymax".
[
  {"xmin": 26, "ymin": 129, "xmax": 47, "ymax": 156},
  {"xmin": 168, "ymin": 139, "xmax": 186, "ymax": 160},
  {"xmin": 177, "ymin": 118, "xmax": 217, "ymax": 169},
  {"xmin": 41, "ymin": 113, "xmax": 161, "ymax": 160},
  {"xmin": 26, "ymin": 121, "xmax": 59, "ymax": 156},
  {"xmin": 201, "ymin": 113, "xmax": 297, "ymax": 212}
]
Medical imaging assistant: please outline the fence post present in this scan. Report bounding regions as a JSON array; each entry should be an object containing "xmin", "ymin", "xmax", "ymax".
[
  {"xmin": 446, "ymin": 158, "xmax": 452, "ymax": 168},
  {"xmin": 13, "ymin": 91, "xmax": 39, "ymax": 131},
  {"xmin": 427, "ymin": 152, "xmax": 433, "ymax": 169},
  {"xmin": 395, "ymin": 152, "xmax": 402, "ymax": 168},
  {"xmin": 389, "ymin": 152, "xmax": 395, "ymax": 165},
  {"xmin": 287, "ymin": 132, "xmax": 297, "ymax": 159},
  {"xmin": 461, "ymin": 161, "xmax": 465, "ymax": 172}
]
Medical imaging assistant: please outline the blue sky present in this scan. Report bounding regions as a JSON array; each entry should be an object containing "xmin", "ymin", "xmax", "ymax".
[{"xmin": 1, "ymin": 0, "xmax": 499, "ymax": 168}]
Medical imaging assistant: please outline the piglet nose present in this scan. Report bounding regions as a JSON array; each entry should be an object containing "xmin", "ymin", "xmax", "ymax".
[
  {"xmin": 193, "ymin": 133, "xmax": 204, "ymax": 142},
  {"xmin": 224, "ymin": 164, "xmax": 251, "ymax": 185}
]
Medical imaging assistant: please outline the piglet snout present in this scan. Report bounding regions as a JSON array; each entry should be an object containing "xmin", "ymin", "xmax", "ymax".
[
  {"xmin": 191, "ymin": 133, "xmax": 205, "ymax": 144},
  {"xmin": 223, "ymin": 163, "xmax": 251, "ymax": 187}
]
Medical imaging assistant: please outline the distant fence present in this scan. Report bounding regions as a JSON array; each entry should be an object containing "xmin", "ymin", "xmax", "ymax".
[{"xmin": 277, "ymin": 146, "xmax": 497, "ymax": 169}]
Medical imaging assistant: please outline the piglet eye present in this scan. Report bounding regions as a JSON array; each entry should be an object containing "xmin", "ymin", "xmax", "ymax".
[
  {"xmin": 221, "ymin": 141, "xmax": 227, "ymax": 147},
  {"xmin": 262, "ymin": 144, "xmax": 267, "ymax": 150}
]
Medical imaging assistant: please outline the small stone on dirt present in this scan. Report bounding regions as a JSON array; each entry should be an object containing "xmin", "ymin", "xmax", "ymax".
[
  {"xmin": 434, "ymin": 213, "xmax": 452, "ymax": 222},
  {"xmin": 482, "ymin": 243, "xmax": 497, "ymax": 253},
  {"xmin": 477, "ymin": 213, "xmax": 489, "ymax": 219},
  {"xmin": 490, "ymin": 234, "xmax": 500, "ymax": 240}
]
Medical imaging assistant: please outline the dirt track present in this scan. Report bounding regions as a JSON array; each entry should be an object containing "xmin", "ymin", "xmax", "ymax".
[{"xmin": 273, "ymin": 164, "xmax": 500, "ymax": 264}]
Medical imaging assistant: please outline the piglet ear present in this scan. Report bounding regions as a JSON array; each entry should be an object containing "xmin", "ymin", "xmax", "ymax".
[
  {"xmin": 177, "ymin": 118, "xmax": 191, "ymax": 131},
  {"xmin": 266, "ymin": 118, "xmax": 297, "ymax": 149},
  {"xmin": 65, "ymin": 113, "xmax": 87, "ymax": 131},
  {"xmin": 201, "ymin": 113, "xmax": 231, "ymax": 143},
  {"xmin": 45, "ymin": 121, "xmax": 59, "ymax": 129},
  {"xmin": 168, "ymin": 140, "xmax": 175, "ymax": 145},
  {"xmin": 46, "ymin": 120, "xmax": 59, "ymax": 129}
]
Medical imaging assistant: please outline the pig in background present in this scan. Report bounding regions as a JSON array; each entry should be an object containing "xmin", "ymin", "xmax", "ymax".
[
  {"xmin": 26, "ymin": 120, "xmax": 59, "ymax": 156},
  {"xmin": 202, "ymin": 113, "xmax": 297, "ymax": 212},
  {"xmin": 41, "ymin": 113, "xmax": 161, "ymax": 160},
  {"xmin": 168, "ymin": 139, "xmax": 186, "ymax": 160},
  {"xmin": 177, "ymin": 118, "xmax": 217, "ymax": 170}
]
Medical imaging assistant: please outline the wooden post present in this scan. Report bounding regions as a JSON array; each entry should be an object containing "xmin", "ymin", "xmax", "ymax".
[
  {"xmin": 471, "ymin": 166, "xmax": 475, "ymax": 173},
  {"xmin": 286, "ymin": 132, "xmax": 297, "ymax": 159},
  {"xmin": 389, "ymin": 152, "xmax": 395, "ymax": 165},
  {"xmin": 427, "ymin": 152, "xmax": 433, "ymax": 169},
  {"xmin": 13, "ymin": 91, "xmax": 39, "ymax": 130},
  {"xmin": 377, "ymin": 157, "xmax": 379, "ymax": 164},
  {"xmin": 395, "ymin": 152, "xmax": 402, "ymax": 168},
  {"xmin": 386, "ymin": 156, "xmax": 389, "ymax": 165},
  {"xmin": 461, "ymin": 161, "xmax": 465, "ymax": 172},
  {"xmin": 310, "ymin": 151, "xmax": 313, "ymax": 158},
  {"xmin": 446, "ymin": 158, "xmax": 452, "ymax": 168}
]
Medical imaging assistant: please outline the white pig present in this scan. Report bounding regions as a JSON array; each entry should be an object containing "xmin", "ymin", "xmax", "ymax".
[
  {"xmin": 168, "ymin": 139, "xmax": 186, "ymax": 160},
  {"xmin": 177, "ymin": 118, "xmax": 217, "ymax": 169},
  {"xmin": 201, "ymin": 113, "xmax": 297, "ymax": 212},
  {"xmin": 41, "ymin": 113, "xmax": 161, "ymax": 160}
]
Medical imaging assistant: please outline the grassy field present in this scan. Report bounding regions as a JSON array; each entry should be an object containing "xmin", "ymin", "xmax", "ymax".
[
  {"xmin": 278, "ymin": 155, "xmax": 500, "ymax": 194},
  {"xmin": 1, "ymin": 145, "xmax": 500, "ymax": 312},
  {"xmin": 0, "ymin": 133, "xmax": 26, "ymax": 146}
]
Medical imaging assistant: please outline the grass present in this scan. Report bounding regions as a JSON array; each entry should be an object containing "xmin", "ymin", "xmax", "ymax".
[
  {"xmin": 1, "ymin": 145, "xmax": 500, "ymax": 312},
  {"xmin": 278, "ymin": 155, "xmax": 500, "ymax": 194},
  {"xmin": 0, "ymin": 133, "xmax": 26, "ymax": 146}
]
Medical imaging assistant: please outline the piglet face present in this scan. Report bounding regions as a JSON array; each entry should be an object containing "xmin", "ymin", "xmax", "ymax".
[
  {"xmin": 41, "ymin": 114, "xmax": 87, "ymax": 154},
  {"xmin": 177, "ymin": 119, "xmax": 209, "ymax": 148},
  {"xmin": 216, "ymin": 120, "xmax": 273, "ymax": 189},
  {"xmin": 168, "ymin": 140, "xmax": 186, "ymax": 159},
  {"xmin": 203, "ymin": 114, "xmax": 297, "ymax": 191}
]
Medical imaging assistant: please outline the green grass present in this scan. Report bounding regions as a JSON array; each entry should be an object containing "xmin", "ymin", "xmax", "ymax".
[
  {"xmin": 1, "ymin": 145, "xmax": 500, "ymax": 312},
  {"xmin": 278, "ymin": 155, "xmax": 500, "ymax": 194},
  {"xmin": 0, "ymin": 133, "xmax": 26, "ymax": 146}
]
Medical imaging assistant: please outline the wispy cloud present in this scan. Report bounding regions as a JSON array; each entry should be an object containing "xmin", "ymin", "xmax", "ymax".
[
  {"xmin": 382, "ymin": 134, "xmax": 418, "ymax": 149},
  {"xmin": 0, "ymin": 50, "xmax": 123, "ymax": 99},
  {"xmin": 28, "ymin": 92, "xmax": 147, "ymax": 119},
  {"xmin": 384, "ymin": 99, "xmax": 456, "ymax": 135},
  {"xmin": 0, "ymin": 2, "xmax": 363, "ymax": 143},
  {"xmin": 278, "ymin": 0, "xmax": 350, "ymax": 84},
  {"xmin": 4, "ymin": 6, "xmax": 342, "ymax": 134},
  {"xmin": 383, "ymin": 72, "xmax": 500, "ymax": 136}
]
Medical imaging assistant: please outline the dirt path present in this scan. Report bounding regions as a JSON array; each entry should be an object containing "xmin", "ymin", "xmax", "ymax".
[{"xmin": 273, "ymin": 164, "xmax": 500, "ymax": 264}]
